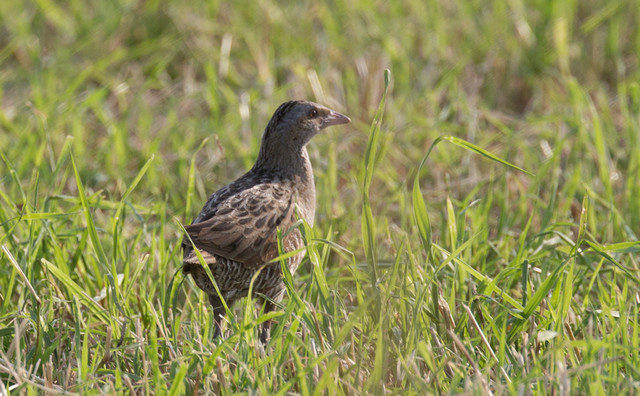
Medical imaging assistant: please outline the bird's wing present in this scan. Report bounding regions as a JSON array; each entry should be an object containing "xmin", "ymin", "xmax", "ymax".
[{"xmin": 182, "ymin": 182, "xmax": 297, "ymax": 267}]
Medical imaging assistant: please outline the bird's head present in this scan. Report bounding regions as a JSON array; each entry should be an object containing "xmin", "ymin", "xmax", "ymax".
[
  {"xmin": 255, "ymin": 101, "xmax": 350, "ymax": 171},
  {"xmin": 264, "ymin": 100, "xmax": 350, "ymax": 147}
]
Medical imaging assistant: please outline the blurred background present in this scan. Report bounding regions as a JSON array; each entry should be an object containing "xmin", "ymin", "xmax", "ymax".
[{"xmin": 2, "ymin": 0, "xmax": 638, "ymax": 231}]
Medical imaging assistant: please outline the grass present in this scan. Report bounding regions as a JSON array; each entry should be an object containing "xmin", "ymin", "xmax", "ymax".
[{"xmin": 1, "ymin": 0, "xmax": 640, "ymax": 393}]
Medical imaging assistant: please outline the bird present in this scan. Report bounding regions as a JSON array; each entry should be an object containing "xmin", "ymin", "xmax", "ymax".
[{"xmin": 182, "ymin": 100, "xmax": 350, "ymax": 343}]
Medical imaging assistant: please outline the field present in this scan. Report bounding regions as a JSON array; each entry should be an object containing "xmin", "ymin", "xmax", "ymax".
[{"xmin": 1, "ymin": 0, "xmax": 640, "ymax": 394}]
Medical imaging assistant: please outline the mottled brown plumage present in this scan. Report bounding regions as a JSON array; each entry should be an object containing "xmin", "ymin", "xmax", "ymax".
[{"xmin": 182, "ymin": 100, "xmax": 350, "ymax": 342}]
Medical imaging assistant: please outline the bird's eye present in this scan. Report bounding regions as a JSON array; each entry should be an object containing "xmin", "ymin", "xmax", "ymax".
[{"xmin": 309, "ymin": 109, "xmax": 318, "ymax": 118}]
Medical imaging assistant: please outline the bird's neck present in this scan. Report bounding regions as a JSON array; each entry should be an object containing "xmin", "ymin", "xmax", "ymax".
[
  {"xmin": 253, "ymin": 146, "xmax": 316, "ymax": 225},
  {"xmin": 254, "ymin": 143, "xmax": 311, "ymax": 178},
  {"xmin": 295, "ymin": 149, "xmax": 316, "ymax": 226}
]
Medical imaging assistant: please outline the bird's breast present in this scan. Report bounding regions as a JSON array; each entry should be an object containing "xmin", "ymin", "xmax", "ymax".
[{"xmin": 288, "ymin": 172, "xmax": 315, "ymax": 226}]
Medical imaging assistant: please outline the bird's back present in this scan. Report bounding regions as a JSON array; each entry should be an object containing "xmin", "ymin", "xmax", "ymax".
[{"xmin": 182, "ymin": 167, "xmax": 310, "ymax": 267}]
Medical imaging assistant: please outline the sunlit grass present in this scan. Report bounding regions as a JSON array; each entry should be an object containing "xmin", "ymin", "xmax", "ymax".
[{"xmin": 1, "ymin": 0, "xmax": 639, "ymax": 393}]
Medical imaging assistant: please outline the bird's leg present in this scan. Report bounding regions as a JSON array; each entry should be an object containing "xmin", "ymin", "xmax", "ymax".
[
  {"xmin": 258, "ymin": 315, "xmax": 273, "ymax": 344},
  {"xmin": 257, "ymin": 287, "xmax": 285, "ymax": 344},
  {"xmin": 208, "ymin": 294, "xmax": 226, "ymax": 339}
]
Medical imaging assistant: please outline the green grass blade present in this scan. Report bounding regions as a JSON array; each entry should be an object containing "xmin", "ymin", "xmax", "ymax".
[
  {"xmin": 361, "ymin": 69, "xmax": 391, "ymax": 291},
  {"xmin": 439, "ymin": 136, "xmax": 535, "ymax": 177},
  {"xmin": 42, "ymin": 259, "xmax": 110, "ymax": 323},
  {"xmin": 70, "ymin": 152, "xmax": 109, "ymax": 269}
]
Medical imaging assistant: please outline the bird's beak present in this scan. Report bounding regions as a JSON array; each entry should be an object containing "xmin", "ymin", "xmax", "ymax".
[{"xmin": 322, "ymin": 110, "xmax": 351, "ymax": 128}]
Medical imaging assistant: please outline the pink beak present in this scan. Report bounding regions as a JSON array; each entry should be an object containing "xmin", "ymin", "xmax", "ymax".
[{"xmin": 322, "ymin": 110, "xmax": 351, "ymax": 128}]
